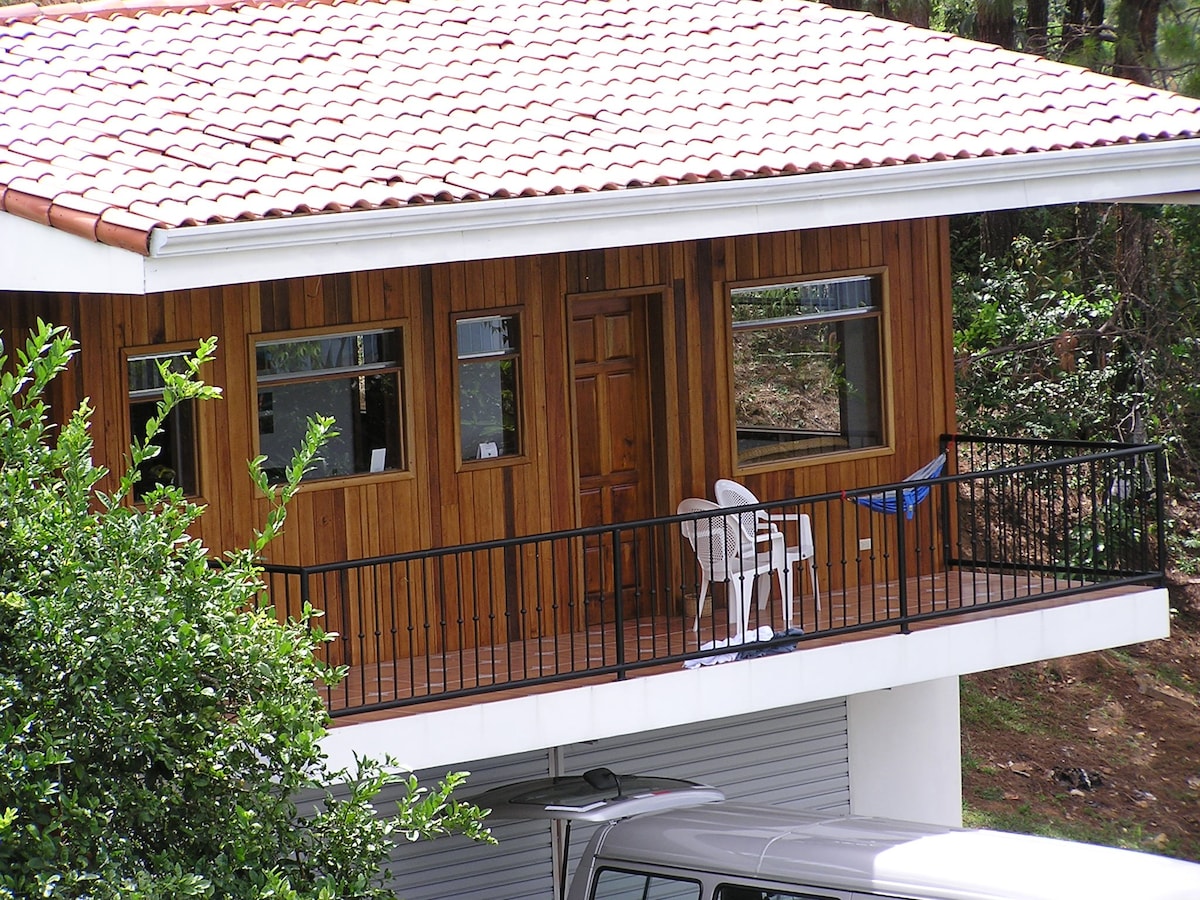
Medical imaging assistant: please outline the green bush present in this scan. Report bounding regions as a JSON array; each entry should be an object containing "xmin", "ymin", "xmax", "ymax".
[{"xmin": 0, "ymin": 323, "xmax": 491, "ymax": 899}]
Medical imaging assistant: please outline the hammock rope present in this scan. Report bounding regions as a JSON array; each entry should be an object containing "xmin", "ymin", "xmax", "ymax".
[{"xmin": 850, "ymin": 451, "xmax": 949, "ymax": 520}]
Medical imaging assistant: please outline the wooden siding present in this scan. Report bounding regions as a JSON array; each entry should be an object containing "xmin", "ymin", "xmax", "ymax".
[{"xmin": 0, "ymin": 219, "xmax": 954, "ymax": 572}]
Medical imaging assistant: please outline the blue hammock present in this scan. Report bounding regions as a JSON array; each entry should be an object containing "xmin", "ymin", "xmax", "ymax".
[{"xmin": 850, "ymin": 452, "xmax": 948, "ymax": 520}]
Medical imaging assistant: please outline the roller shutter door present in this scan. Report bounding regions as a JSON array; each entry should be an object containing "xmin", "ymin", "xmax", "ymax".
[
  {"xmin": 386, "ymin": 750, "xmax": 555, "ymax": 900},
  {"xmin": 383, "ymin": 698, "xmax": 848, "ymax": 899},
  {"xmin": 561, "ymin": 698, "xmax": 850, "ymax": 878},
  {"xmin": 564, "ymin": 698, "xmax": 849, "ymax": 809}
]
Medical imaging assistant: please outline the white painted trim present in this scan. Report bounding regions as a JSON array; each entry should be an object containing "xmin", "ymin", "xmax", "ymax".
[
  {"xmin": 319, "ymin": 587, "xmax": 1170, "ymax": 773},
  {"xmin": 6, "ymin": 140, "xmax": 1200, "ymax": 294},
  {"xmin": 0, "ymin": 211, "xmax": 148, "ymax": 294}
]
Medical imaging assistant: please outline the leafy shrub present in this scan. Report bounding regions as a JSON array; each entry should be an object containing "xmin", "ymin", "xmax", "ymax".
[{"xmin": 0, "ymin": 323, "xmax": 491, "ymax": 899}]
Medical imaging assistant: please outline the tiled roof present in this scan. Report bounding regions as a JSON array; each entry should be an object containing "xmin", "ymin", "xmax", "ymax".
[{"xmin": 2, "ymin": 0, "xmax": 1200, "ymax": 254}]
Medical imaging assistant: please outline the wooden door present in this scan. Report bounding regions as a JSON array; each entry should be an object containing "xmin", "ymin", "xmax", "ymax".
[{"xmin": 571, "ymin": 294, "xmax": 655, "ymax": 624}]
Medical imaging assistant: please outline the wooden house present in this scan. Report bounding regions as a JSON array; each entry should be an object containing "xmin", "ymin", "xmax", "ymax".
[{"xmin": 3, "ymin": 0, "xmax": 1200, "ymax": 895}]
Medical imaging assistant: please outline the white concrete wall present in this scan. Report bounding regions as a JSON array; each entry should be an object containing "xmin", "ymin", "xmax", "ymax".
[{"xmin": 847, "ymin": 677, "xmax": 962, "ymax": 827}]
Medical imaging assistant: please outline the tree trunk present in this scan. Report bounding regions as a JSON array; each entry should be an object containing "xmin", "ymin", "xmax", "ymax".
[
  {"xmin": 1026, "ymin": 0, "xmax": 1050, "ymax": 54},
  {"xmin": 980, "ymin": 209, "xmax": 1020, "ymax": 258},
  {"xmin": 883, "ymin": 0, "xmax": 930, "ymax": 27},
  {"xmin": 976, "ymin": 0, "xmax": 1018, "ymax": 258},
  {"xmin": 1062, "ymin": 0, "xmax": 1105, "ymax": 59},
  {"xmin": 1113, "ymin": 0, "xmax": 1163, "ymax": 85},
  {"xmin": 976, "ymin": 0, "xmax": 1015, "ymax": 48}
]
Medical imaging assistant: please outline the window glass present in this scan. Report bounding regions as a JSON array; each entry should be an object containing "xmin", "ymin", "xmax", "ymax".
[
  {"xmin": 732, "ymin": 276, "xmax": 885, "ymax": 467},
  {"xmin": 592, "ymin": 868, "xmax": 702, "ymax": 900},
  {"xmin": 717, "ymin": 886, "xmax": 841, "ymax": 900},
  {"xmin": 456, "ymin": 315, "xmax": 521, "ymax": 461},
  {"xmin": 255, "ymin": 329, "xmax": 404, "ymax": 483},
  {"xmin": 128, "ymin": 351, "xmax": 198, "ymax": 500}
]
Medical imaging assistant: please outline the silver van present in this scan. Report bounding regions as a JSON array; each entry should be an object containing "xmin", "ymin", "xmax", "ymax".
[{"xmin": 474, "ymin": 769, "xmax": 1200, "ymax": 900}]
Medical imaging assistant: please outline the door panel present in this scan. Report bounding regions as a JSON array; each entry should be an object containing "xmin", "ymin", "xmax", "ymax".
[
  {"xmin": 573, "ymin": 375, "xmax": 602, "ymax": 474},
  {"xmin": 572, "ymin": 294, "xmax": 654, "ymax": 624},
  {"xmin": 606, "ymin": 370, "xmax": 639, "ymax": 472}
]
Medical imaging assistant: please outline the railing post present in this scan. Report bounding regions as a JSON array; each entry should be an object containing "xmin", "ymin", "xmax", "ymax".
[
  {"xmin": 1155, "ymin": 446, "xmax": 1168, "ymax": 578},
  {"xmin": 611, "ymin": 525, "xmax": 627, "ymax": 679},
  {"xmin": 939, "ymin": 436, "xmax": 953, "ymax": 568},
  {"xmin": 296, "ymin": 568, "xmax": 329, "ymax": 705},
  {"xmin": 896, "ymin": 486, "xmax": 909, "ymax": 633},
  {"xmin": 298, "ymin": 567, "xmax": 311, "ymax": 617}
]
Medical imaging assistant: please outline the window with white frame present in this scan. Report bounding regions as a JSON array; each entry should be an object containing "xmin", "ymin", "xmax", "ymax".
[
  {"xmin": 254, "ymin": 328, "xmax": 405, "ymax": 482},
  {"xmin": 456, "ymin": 314, "xmax": 521, "ymax": 462},
  {"xmin": 731, "ymin": 274, "xmax": 885, "ymax": 466},
  {"xmin": 128, "ymin": 351, "xmax": 200, "ymax": 500}
]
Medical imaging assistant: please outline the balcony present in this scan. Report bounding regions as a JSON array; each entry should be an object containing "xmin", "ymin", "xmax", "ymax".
[{"xmin": 261, "ymin": 436, "xmax": 1166, "ymax": 718}]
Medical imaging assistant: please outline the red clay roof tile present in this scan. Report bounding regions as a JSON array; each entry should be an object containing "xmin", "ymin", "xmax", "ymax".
[{"xmin": 3, "ymin": 0, "xmax": 1200, "ymax": 251}]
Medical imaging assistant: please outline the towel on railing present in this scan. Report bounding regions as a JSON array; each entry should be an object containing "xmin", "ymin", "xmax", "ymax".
[
  {"xmin": 683, "ymin": 626, "xmax": 804, "ymax": 668},
  {"xmin": 736, "ymin": 626, "xmax": 805, "ymax": 659}
]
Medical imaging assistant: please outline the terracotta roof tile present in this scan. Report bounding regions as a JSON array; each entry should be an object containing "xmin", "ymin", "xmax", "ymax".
[{"xmin": 3, "ymin": 0, "xmax": 1200, "ymax": 251}]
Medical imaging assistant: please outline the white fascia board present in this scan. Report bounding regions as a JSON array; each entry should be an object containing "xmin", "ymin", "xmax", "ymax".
[
  {"xmin": 142, "ymin": 139, "xmax": 1200, "ymax": 293},
  {"xmin": 7, "ymin": 139, "xmax": 1200, "ymax": 295},
  {"xmin": 0, "ymin": 211, "xmax": 148, "ymax": 294},
  {"xmin": 319, "ymin": 587, "xmax": 1170, "ymax": 773}
]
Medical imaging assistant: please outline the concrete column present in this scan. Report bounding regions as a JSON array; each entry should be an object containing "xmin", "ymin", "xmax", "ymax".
[{"xmin": 846, "ymin": 676, "xmax": 962, "ymax": 826}]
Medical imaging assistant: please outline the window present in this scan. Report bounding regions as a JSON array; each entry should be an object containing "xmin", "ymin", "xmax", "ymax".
[
  {"xmin": 591, "ymin": 868, "xmax": 702, "ymax": 900},
  {"xmin": 456, "ymin": 314, "xmax": 521, "ymax": 462},
  {"xmin": 254, "ymin": 328, "xmax": 404, "ymax": 483},
  {"xmin": 717, "ymin": 886, "xmax": 841, "ymax": 900},
  {"xmin": 128, "ymin": 351, "xmax": 199, "ymax": 500},
  {"xmin": 731, "ymin": 275, "xmax": 885, "ymax": 467}
]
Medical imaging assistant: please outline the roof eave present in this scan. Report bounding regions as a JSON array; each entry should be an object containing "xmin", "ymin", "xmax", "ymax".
[{"xmin": 7, "ymin": 140, "xmax": 1200, "ymax": 296}]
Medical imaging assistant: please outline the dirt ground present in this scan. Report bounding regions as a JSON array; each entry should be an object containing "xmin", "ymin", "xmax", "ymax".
[{"xmin": 961, "ymin": 572, "xmax": 1200, "ymax": 860}]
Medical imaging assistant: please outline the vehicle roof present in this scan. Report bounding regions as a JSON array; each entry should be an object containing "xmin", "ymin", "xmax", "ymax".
[
  {"xmin": 591, "ymin": 803, "xmax": 1200, "ymax": 900},
  {"xmin": 470, "ymin": 771, "xmax": 725, "ymax": 824}
]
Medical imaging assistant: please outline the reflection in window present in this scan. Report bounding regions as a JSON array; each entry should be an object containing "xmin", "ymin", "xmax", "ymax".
[
  {"xmin": 456, "ymin": 315, "xmax": 521, "ymax": 462},
  {"xmin": 717, "ymin": 885, "xmax": 839, "ymax": 900},
  {"xmin": 255, "ymin": 329, "xmax": 404, "ymax": 482},
  {"xmin": 592, "ymin": 868, "xmax": 702, "ymax": 900},
  {"xmin": 732, "ymin": 275, "xmax": 885, "ymax": 467},
  {"xmin": 128, "ymin": 351, "xmax": 199, "ymax": 501}
]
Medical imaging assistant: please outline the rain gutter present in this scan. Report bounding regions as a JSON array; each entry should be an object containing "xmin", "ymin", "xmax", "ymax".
[{"xmin": 8, "ymin": 139, "xmax": 1200, "ymax": 295}]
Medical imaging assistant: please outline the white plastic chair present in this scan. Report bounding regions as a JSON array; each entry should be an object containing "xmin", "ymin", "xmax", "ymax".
[
  {"xmin": 713, "ymin": 479, "xmax": 820, "ymax": 621},
  {"xmin": 677, "ymin": 497, "xmax": 790, "ymax": 636}
]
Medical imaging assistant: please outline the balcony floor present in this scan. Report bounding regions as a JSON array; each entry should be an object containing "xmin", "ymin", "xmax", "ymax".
[{"xmin": 326, "ymin": 568, "xmax": 1150, "ymax": 724}]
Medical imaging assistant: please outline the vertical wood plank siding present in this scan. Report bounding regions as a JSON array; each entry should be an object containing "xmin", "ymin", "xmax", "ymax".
[{"xmin": 0, "ymin": 220, "xmax": 953, "ymax": 572}]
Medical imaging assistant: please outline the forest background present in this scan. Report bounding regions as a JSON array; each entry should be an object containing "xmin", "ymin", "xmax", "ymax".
[
  {"xmin": 5, "ymin": 0, "xmax": 1200, "ymax": 862},
  {"xmin": 831, "ymin": 0, "xmax": 1200, "ymax": 858}
]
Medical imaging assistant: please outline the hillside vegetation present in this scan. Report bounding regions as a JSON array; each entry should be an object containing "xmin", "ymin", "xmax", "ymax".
[
  {"xmin": 962, "ymin": 573, "xmax": 1200, "ymax": 860},
  {"xmin": 953, "ymin": 206, "xmax": 1200, "ymax": 859}
]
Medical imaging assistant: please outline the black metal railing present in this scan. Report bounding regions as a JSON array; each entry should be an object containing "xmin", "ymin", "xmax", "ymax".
[{"xmin": 260, "ymin": 436, "xmax": 1165, "ymax": 716}]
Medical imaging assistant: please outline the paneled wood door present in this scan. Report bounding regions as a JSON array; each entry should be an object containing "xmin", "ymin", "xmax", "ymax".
[{"xmin": 571, "ymin": 294, "xmax": 655, "ymax": 625}]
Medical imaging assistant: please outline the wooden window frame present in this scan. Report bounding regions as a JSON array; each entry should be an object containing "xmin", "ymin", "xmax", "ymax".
[
  {"xmin": 728, "ymin": 269, "xmax": 894, "ymax": 473},
  {"xmin": 123, "ymin": 342, "xmax": 204, "ymax": 503},
  {"xmin": 453, "ymin": 309, "xmax": 527, "ymax": 469},
  {"xmin": 250, "ymin": 322, "xmax": 410, "ymax": 487}
]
